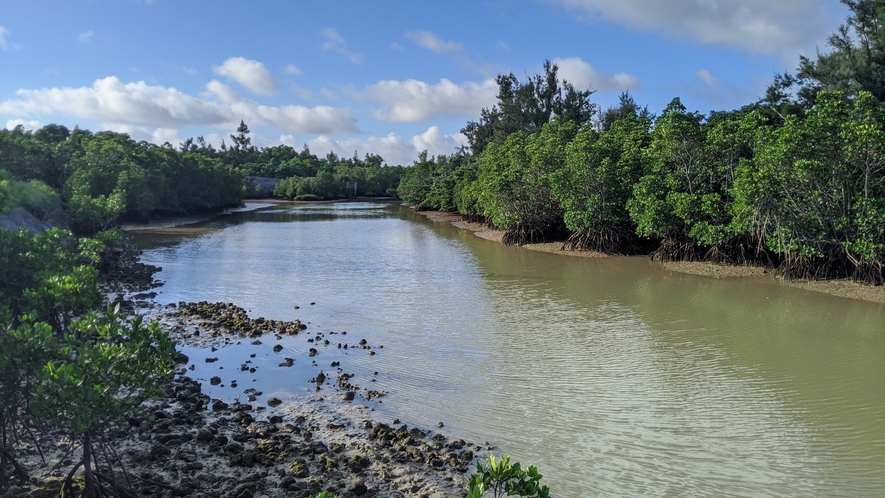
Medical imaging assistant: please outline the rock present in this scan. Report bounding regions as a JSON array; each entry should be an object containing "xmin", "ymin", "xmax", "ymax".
[
  {"xmin": 149, "ymin": 444, "xmax": 172, "ymax": 460},
  {"xmin": 350, "ymin": 481, "xmax": 368, "ymax": 496},
  {"xmin": 174, "ymin": 352, "xmax": 189, "ymax": 364},
  {"xmin": 205, "ymin": 357, "xmax": 219, "ymax": 363},
  {"xmin": 211, "ymin": 399, "xmax": 229, "ymax": 412},
  {"xmin": 210, "ymin": 376, "xmax": 222, "ymax": 386},
  {"xmin": 438, "ymin": 421, "xmax": 444, "ymax": 428},
  {"xmin": 267, "ymin": 397, "xmax": 282, "ymax": 407},
  {"xmin": 290, "ymin": 458, "xmax": 309, "ymax": 477},
  {"xmin": 342, "ymin": 391, "xmax": 355, "ymax": 402},
  {"xmin": 316, "ymin": 371, "xmax": 326, "ymax": 384},
  {"xmin": 196, "ymin": 429, "xmax": 214, "ymax": 443},
  {"xmin": 272, "ymin": 344, "xmax": 283, "ymax": 353}
]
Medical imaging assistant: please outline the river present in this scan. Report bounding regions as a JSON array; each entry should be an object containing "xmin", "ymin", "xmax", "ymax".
[{"xmin": 133, "ymin": 200, "xmax": 885, "ymax": 497}]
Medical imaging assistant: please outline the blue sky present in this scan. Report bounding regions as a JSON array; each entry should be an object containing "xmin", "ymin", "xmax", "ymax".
[{"xmin": 1, "ymin": 0, "xmax": 848, "ymax": 165}]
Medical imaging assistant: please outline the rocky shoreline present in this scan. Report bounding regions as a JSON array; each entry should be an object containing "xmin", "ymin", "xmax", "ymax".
[
  {"xmin": 8, "ymin": 374, "xmax": 479, "ymax": 497},
  {"xmin": 7, "ymin": 236, "xmax": 488, "ymax": 497}
]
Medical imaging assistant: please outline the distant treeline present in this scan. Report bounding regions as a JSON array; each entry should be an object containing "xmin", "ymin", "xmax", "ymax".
[
  {"xmin": 0, "ymin": 121, "xmax": 405, "ymax": 234},
  {"xmin": 398, "ymin": 1, "xmax": 885, "ymax": 285}
]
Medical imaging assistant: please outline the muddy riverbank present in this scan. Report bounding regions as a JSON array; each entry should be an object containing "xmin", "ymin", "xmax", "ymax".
[{"xmin": 419, "ymin": 209, "xmax": 885, "ymax": 304}]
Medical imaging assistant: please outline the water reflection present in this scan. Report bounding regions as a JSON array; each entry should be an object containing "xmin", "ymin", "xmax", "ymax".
[{"xmin": 134, "ymin": 200, "xmax": 885, "ymax": 497}]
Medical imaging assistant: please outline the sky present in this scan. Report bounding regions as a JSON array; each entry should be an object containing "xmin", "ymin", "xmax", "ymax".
[{"xmin": 0, "ymin": 0, "xmax": 849, "ymax": 165}]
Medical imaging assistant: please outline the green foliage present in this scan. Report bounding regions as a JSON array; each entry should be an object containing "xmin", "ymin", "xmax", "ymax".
[
  {"xmin": 0, "ymin": 170, "xmax": 63, "ymax": 222},
  {"xmin": 273, "ymin": 150, "xmax": 403, "ymax": 201},
  {"xmin": 475, "ymin": 120, "xmax": 576, "ymax": 244},
  {"xmin": 467, "ymin": 454, "xmax": 550, "ymax": 498},
  {"xmin": 32, "ymin": 306, "xmax": 175, "ymax": 435},
  {"xmin": 0, "ymin": 228, "xmax": 103, "ymax": 328},
  {"xmin": 733, "ymin": 91, "xmax": 885, "ymax": 281},
  {"xmin": 551, "ymin": 112, "xmax": 651, "ymax": 252},
  {"xmin": 462, "ymin": 60, "xmax": 596, "ymax": 155}
]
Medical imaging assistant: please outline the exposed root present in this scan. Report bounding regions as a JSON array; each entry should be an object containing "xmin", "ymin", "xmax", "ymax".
[
  {"xmin": 562, "ymin": 224, "xmax": 637, "ymax": 254},
  {"xmin": 502, "ymin": 221, "xmax": 567, "ymax": 246},
  {"xmin": 704, "ymin": 236, "xmax": 774, "ymax": 267},
  {"xmin": 650, "ymin": 238, "xmax": 700, "ymax": 263},
  {"xmin": 776, "ymin": 247, "xmax": 850, "ymax": 282}
]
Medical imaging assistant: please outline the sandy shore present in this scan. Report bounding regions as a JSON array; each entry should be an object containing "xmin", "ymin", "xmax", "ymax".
[{"xmin": 419, "ymin": 210, "xmax": 885, "ymax": 305}]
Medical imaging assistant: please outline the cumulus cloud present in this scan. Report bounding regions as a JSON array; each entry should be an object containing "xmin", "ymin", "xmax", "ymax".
[
  {"xmin": 102, "ymin": 123, "xmax": 184, "ymax": 145},
  {"xmin": 5, "ymin": 119, "xmax": 41, "ymax": 130},
  {"xmin": 283, "ymin": 64, "xmax": 302, "ymax": 75},
  {"xmin": 78, "ymin": 31, "xmax": 94, "ymax": 43},
  {"xmin": 547, "ymin": 0, "xmax": 841, "ymax": 59},
  {"xmin": 410, "ymin": 126, "xmax": 468, "ymax": 157},
  {"xmin": 205, "ymin": 80, "xmax": 357, "ymax": 134},
  {"xmin": 0, "ymin": 76, "xmax": 357, "ymax": 135},
  {"xmin": 0, "ymin": 26, "xmax": 21, "ymax": 50},
  {"xmin": 405, "ymin": 30, "xmax": 464, "ymax": 55},
  {"xmin": 364, "ymin": 78, "xmax": 498, "ymax": 123},
  {"xmin": 212, "ymin": 57, "xmax": 278, "ymax": 95},
  {"xmin": 553, "ymin": 57, "xmax": 640, "ymax": 92},
  {"xmin": 321, "ymin": 28, "xmax": 362, "ymax": 64},
  {"xmin": 297, "ymin": 126, "xmax": 466, "ymax": 166}
]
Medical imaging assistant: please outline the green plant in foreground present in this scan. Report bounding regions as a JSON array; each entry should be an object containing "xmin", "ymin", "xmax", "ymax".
[
  {"xmin": 303, "ymin": 492, "xmax": 337, "ymax": 498},
  {"xmin": 467, "ymin": 454, "xmax": 550, "ymax": 498}
]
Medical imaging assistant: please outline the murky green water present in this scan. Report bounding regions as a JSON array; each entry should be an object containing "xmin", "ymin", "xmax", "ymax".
[{"xmin": 133, "ymin": 200, "xmax": 885, "ymax": 497}]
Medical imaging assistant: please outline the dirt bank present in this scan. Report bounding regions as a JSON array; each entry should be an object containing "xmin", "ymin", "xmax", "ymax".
[{"xmin": 420, "ymin": 210, "xmax": 885, "ymax": 304}]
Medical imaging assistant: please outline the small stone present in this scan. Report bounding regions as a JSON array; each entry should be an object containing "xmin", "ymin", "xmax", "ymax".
[
  {"xmin": 267, "ymin": 397, "xmax": 283, "ymax": 407},
  {"xmin": 210, "ymin": 376, "xmax": 222, "ymax": 386},
  {"xmin": 342, "ymin": 391, "xmax": 355, "ymax": 402},
  {"xmin": 438, "ymin": 421, "xmax": 444, "ymax": 428}
]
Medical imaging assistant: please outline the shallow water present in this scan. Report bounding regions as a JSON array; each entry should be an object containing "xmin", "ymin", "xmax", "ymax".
[{"xmin": 134, "ymin": 200, "xmax": 885, "ymax": 497}]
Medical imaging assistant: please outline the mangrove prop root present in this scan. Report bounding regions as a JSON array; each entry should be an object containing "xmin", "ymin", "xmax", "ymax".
[
  {"xmin": 562, "ymin": 224, "xmax": 637, "ymax": 254},
  {"xmin": 651, "ymin": 238, "xmax": 699, "ymax": 263},
  {"xmin": 0, "ymin": 445, "xmax": 30, "ymax": 486}
]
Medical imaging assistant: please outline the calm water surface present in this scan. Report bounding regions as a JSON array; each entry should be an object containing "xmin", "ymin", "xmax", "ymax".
[{"xmin": 133, "ymin": 201, "xmax": 885, "ymax": 497}]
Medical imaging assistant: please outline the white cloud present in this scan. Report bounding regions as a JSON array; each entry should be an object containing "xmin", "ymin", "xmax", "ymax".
[
  {"xmin": 102, "ymin": 123, "xmax": 183, "ymax": 145},
  {"xmin": 547, "ymin": 0, "xmax": 842, "ymax": 59},
  {"xmin": 695, "ymin": 69, "xmax": 716, "ymax": 87},
  {"xmin": 182, "ymin": 66, "xmax": 199, "ymax": 75},
  {"xmin": 321, "ymin": 28, "xmax": 362, "ymax": 64},
  {"xmin": 0, "ymin": 76, "xmax": 357, "ymax": 135},
  {"xmin": 405, "ymin": 30, "xmax": 464, "ymax": 55},
  {"xmin": 78, "ymin": 31, "xmax": 94, "ymax": 43},
  {"xmin": 299, "ymin": 126, "xmax": 466, "ymax": 165},
  {"xmin": 495, "ymin": 41, "xmax": 510, "ymax": 51},
  {"xmin": 553, "ymin": 57, "xmax": 641, "ymax": 92},
  {"xmin": 212, "ymin": 57, "xmax": 278, "ymax": 95},
  {"xmin": 5, "ymin": 119, "xmax": 41, "ymax": 130},
  {"xmin": 204, "ymin": 80, "xmax": 357, "ymax": 134},
  {"xmin": 283, "ymin": 64, "xmax": 302, "ymax": 75},
  {"xmin": 364, "ymin": 78, "xmax": 498, "ymax": 123},
  {"xmin": 410, "ymin": 126, "xmax": 468, "ymax": 157},
  {"xmin": 0, "ymin": 26, "xmax": 21, "ymax": 50}
]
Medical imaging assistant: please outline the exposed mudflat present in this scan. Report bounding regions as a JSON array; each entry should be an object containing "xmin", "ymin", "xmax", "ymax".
[{"xmin": 420, "ymin": 209, "xmax": 885, "ymax": 304}]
